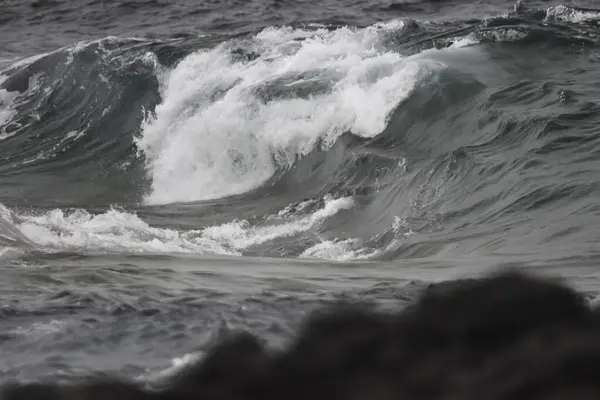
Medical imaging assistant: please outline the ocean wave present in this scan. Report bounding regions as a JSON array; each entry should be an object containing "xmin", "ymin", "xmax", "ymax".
[
  {"xmin": 0, "ymin": 3, "xmax": 598, "ymax": 262},
  {"xmin": 136, "ymin": 22, "xmax": 433, "ymax": 204}
]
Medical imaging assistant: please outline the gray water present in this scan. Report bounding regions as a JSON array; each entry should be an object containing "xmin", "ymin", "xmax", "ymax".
[{"xmin": 2, "ymin": 0, "xmax": 600, "ymax": 383}]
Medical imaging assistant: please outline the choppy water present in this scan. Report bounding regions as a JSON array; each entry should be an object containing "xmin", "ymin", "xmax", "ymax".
[{"xmin": 2, "ymin": 0, "xmax": 600, "ymax": 384}]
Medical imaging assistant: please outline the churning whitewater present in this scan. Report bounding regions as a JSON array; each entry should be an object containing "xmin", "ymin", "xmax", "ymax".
[{"xmin": 137, "ymin": 21, "xmax": 426, "ymax": 204}]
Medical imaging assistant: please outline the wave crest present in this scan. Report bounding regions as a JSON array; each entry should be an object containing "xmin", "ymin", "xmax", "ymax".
[{"xmin": 136, "ymin": 23, "xmax": 429, "ymax": 204}]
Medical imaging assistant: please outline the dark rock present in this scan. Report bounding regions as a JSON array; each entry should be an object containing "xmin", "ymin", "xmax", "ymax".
[{"xmin": 4, "ymin": 269, "xmax": 600, "ymax": 400}]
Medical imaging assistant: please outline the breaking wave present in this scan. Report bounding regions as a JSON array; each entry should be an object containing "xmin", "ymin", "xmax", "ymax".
[{"xmin": 1, "ymin": 2, "xmax": 600, "ymax": 262}]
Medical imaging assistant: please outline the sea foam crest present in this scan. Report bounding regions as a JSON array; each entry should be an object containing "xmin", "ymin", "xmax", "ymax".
[
  {"xmin": 136, "ymin": 22, "xmax": 429, "ymax": 204},
  {"xmin": 1, "ymin": 196, "xmax": 353, "ymax": 257},
  {"xmin": 545, "ymin": 5, "xmax": 600, "ymax": 23}
]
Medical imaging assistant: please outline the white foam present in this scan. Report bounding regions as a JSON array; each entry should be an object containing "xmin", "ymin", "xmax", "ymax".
[
  {"xmin": 0, "ymin": 75, "xmax": 19, "ymax": 137},
  {"xmin": 0, "ymin": 52, "xmax": 49, "ymax": 75},
  {"xmin": 300, "ymin": 215, "xmax": 414, "ymax": 261},
  {"xmin": 0, "ymin": 204, "xmax": 35, "ymax": 248},
  {"xmin": 274, "ymin": 198, "xmax": 321, "ymax": 218},
  {"xmin": 0, "ymin": 197, "xmax": 410, "ymax": 263},
  {"xmin": 300, "ymin": 238, "xmax": 379, "ymax": 261},
  {"xmin": 0, "ymin": 73, "xmax": 45, "ymax": 141},
  {"xmin": 142, "ymin": 352, "xmax": 205, "ymax": 382},
  {"xmin": 65, "ymin": 130, "xmax": 85, "ymax": 140},
  {"xmin": 202, "ymin": 195, "xmax": 354, "ymax": 249},
  {"xmin": 0, "ymin": 199, "xmax": 419, "ymax": 262},
  {"xmin": 13, "ymin": 320, "xmax": 65, "ymax": 338},
  {"xmin": 449, "ymin": 36, "xmax": 480, "ymax": 49},
  {"xmin": 479, "ymin": 28, "xmax": 528, "ymax": 42},
  {"xmin": 2, "ymin": 195, "xmax": 352, "ymax": 256},
  {"xmin": 391, "ymin": 216, "xmax": 413, "ymax": 237},
  {"xmin": 545, "ymin": 5, "xmax": 600, "ymax": 23},
  {"xmin": 136, "ymin": 23, "xmax": 430, "ymax": 204},
  {"xmin": 0, "ymin": 247, "xmax": 24, "ymax": 260},
  {"xmin": 15, "ymin": 207, "xmax": 234, "ymax": 255}
]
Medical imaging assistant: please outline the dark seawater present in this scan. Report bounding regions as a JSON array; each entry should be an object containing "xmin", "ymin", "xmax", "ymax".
[{"xmin": 2, "ymin": 0, "xmax": 600, "ymax": 384}]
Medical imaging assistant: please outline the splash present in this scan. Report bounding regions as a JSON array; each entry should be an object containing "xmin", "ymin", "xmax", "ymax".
[{"xmin": 136, "ymin": 22, "xmax": 429, "ymax": 204}]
